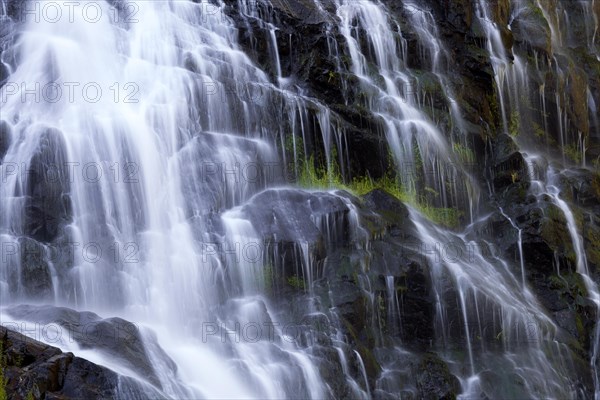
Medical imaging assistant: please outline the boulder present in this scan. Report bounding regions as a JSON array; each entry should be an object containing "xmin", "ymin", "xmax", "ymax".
[
  {"xmin": 414, "ymin": 353, "xmax": 460, "ymax": 400},
  {"xmin": 0, "ymin": 325, "xmax": 163, "ymax": 400},
  {"xmin": 5, "ymin": 305, "xmax": 177, "ymax": 390}
]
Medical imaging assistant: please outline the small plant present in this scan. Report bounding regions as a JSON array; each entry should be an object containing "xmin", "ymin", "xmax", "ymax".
[
  {"xmin": 327, "ymin": 71, "xmax": 336, "ymax": 83},
  {"xmin": 298, "ymin": 155, "xmax": 348, "ymax": 190}
]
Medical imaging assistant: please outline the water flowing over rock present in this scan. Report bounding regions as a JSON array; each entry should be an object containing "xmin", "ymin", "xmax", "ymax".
[
  {"xmin": 0, "ymin": 0, "xmax": 599, "ymax": 398},
  {"xmin": 0, "ymin": 323, "xmax": 168, "ymax": 399}
]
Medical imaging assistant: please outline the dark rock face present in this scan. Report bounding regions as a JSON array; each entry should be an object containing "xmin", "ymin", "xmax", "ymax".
[
  {"xmin": 362, "ymin": 189, "xmax": 410, "ymax": 228},
  {"xmin": 240, "ymin": 188, "xmax": 350, "ymax": 244},
  {"xmin": 15, "ymin": 237, "xmax": 54, "ymax": 300},
  {"xmin": 4, "ymin": 305, "xmax": 177, "ymax": 390},
  {"xmin": 0, "ymin": 120, "xmax": 10, "ymax": 160},
  {"xmin": 489, "ymin": 134, "xmax": 530, "ymax": 191},
  {"xmin": 23, "ymin": 127, "xmax": 72, "ymax": 243},
  {"xmin": 230, "ymin": 188, "xmax": 353, "ymax": 286},
  {"xmin": 0, "ymin": 325, "xmax": 162, "ymax": 400},
  {"xmin": 414, "ymin": 353, "xmax": 461, "ymax": 400}
]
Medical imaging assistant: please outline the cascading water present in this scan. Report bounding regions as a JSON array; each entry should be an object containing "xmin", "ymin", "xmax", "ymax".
[
  {"xmin": 474, "ymin": 0, "xmax": 600, "ymax": 397},
  {"xmin": 334, "ymin": 0, "xmax": 478, "ymax": 216},
  {"xmin": 0, "ymin": 0, "xmax": 349, "ymax": 397},
  {"xmin": 0, "ymin": 0, "xmax": 599, "ymax": 398}
]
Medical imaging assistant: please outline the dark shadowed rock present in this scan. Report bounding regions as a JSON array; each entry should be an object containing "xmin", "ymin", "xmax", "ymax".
[
  {"xmin": 16, "ymin": 237, "xmax": 54, "ymax": 300},
  {"xmin": 0, "ymin": 325, "xmax": 164, "ymax": 400},
  {"xmin": 0, "ymin": 120, "xmax": 10, "ymax": 160},
  {"xmin": 240, "ymin": 188, "xmax": 350, "ymax": 245},
  {"xmin": 5, "ymin": 304, "xmax": 177, "ymax": 390},
  {"xmin": 23, "ymin": 127, "xmax": 72, "ymax": 243},
  {"xmin": 362, "ymin": 189, "xmax": 410, "ymax": 229},
  {"xmin": 414, "ymin": 353, "xmax": 460, "ymax": 400}
]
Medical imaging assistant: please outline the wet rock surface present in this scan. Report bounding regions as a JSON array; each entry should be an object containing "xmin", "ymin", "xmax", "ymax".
[
  {"xmin": 0, "ymin": 325, "xmax": 162, "ymax": 400},
  {"xmin": 4, "ymin": 305, "xmax": 177, "ymax": 390}
]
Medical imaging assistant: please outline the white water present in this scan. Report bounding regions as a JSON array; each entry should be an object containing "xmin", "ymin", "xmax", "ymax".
[
  {"xmin": 474, "ymin": 0, "xmax": 600, "ymax": 395},
  {"xmin": 334, "ymin": 0, "xmax": 478, "ymax": 214},
  {"xmin": 525, "ymin": 155, "xmax": 600, "ymax": 399},
  {"xmin": 410, "ymin": 207, "xmax": 577, "ymax": 399},
  {"xmin": 0, "ymin": 1, "xmax": 335, "ymax": 397},
  {"xmin": 499, "ymin": 206, "xmax": 526, "ymax": 287}
]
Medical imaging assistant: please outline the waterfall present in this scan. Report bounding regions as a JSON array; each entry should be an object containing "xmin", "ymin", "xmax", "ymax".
[
  {"xmin": 475, "ymin": 0, "xmax": 600, "ymax": 397},
  {"xmin": 0, "ymin": 1, "xmax": 339, "ymax": 397},
  {"xmin": 334, "ymin": 0, "xmax": 478, "ymax": 215},
  {"xmin": 0, "ymin": 0, "xmax": 598, "ymax": 398}
]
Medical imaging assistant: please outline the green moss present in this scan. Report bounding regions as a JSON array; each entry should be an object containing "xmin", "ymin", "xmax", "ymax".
[
  {"xmin": 0, "ymin": 340, "xmax": 6, "ymax": 400},
  {"xmin": 356, "ymin": 344, "xmax": 382, "ymax": 378},
  {"xmin": 298, "ymin": 155, "xmax": 350, "ymax": 191},
  {"xmin": 585, "ymin": 225, "xmax": 600, "ymax": 267},
  {"xmin": 297, "ymin": 145, "xmax": 462, "ymax": 229},
  {"xmin": 532, "ymin": 121, "xmax": 545, "ymax": 138},
  {"xmin": 509, "ymin": 111, "xmax": 520, "ymax": 137},
  {"xmin": 575, "ymin": 313, "xmax": 585, "ymax": 337},
  {"xmin": 284, "ymin": 134, "xmax": 305, "ymax": 165},
  {"xmin": 564, "ymin": 143, "xmax": 582, "ymax": 164},
  {"xmin": 486, "ymin": 85, "xmax": 500, "ymax": 135},
  {"xmin": 351, "ymin": 175, "xmax": 462, "ymax": 228},
  {"xmin": 540, "ymin": 204, "xmax": 578, "ymax": 263},
  {"xmin": 396, "ymin": 285, "xmax": 408, "ymax": 294},
  {"xmin": 549, "ymin": 273, "xmax": 588, "ymax": 302},
  {"xmin": 287, "ymin": 275, "xmax": 305, "ymax": 290},
  {"xmin": 452, "ymin": 142, "xmax": 475, "ymax": 164},
  {"xmin": 567, "ymin": 65, "xmax": 590, "ymax": 135}
]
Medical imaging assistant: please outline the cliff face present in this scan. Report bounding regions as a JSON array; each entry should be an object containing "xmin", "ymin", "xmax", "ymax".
[{"xmin": 220, "ymin": 0, "xmax": 600, "ymax": 397}]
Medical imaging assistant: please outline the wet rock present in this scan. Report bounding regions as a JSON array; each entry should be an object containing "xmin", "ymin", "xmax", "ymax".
[
  {"xmin": 396, "ymin": 262, "xmax": 435, "ymax": 348},
  {"xmin": 0, "ymin": 325, "xmax": 162, "ymax": 400},
  {"xmin": 562, "ymin": 168, "xmax": 600, "ymax": 213},
  {"xmin": 240, "ymin": 188, "xmax": 350, "ymax": 245},
  {"xmin": 362, "ymin": 189, "xmax": 409, "ymax": 229},
  {"xmin": 414, "ymin": 353, "xmax": 460, "ymax": 400},
  {"xmin": 329, "ymin": 277, "xmax": 366, "ymax": 331},
  {"xmin": 0, "ymin": 120, "xmax": 10, "ymax": 160},
  {"xmin": 312, "ymin": 345, "xmax": 353, "ymax": 398},
  {"xmin": 16, "ymin": 237, "xmax": 53, "ymax": 300},
  {"xmin": 5, "ymin": 304, "xmax": 177, "ymax": 390},
  {"xmin": 510, "ymin": 5, "xmax": 551, "ymax": 53},
  {"xmin": 490, "ymin": 134, "xmax": 530, "ymax": 192},
  {"xmin": 23, "ymin": 127, "xmax": 72, "ymax": 243}
]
